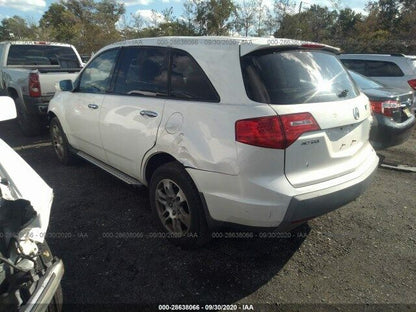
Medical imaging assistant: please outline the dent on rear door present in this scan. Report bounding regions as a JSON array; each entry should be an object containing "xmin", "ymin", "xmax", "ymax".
[{"xmin": 155, "ymin": 100, "xmax": 240, "ymax": 175}]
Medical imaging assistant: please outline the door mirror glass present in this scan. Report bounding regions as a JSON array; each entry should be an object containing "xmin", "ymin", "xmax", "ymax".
[{"xmin": 59, "ymin": 79, "xmax": 74, "ymax": 91}]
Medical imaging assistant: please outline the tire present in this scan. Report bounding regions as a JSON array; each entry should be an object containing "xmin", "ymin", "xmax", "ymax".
[
  {"xmin": 14, "ymin": 97, "xmax": 42, "ymax": 136},
  {"xmin": 149, "ymin": 161, "xmax": 211, "ymax": 248},
  {"xmin": 50, "ymin": 117, "xmax": 76, "ymax": 165}
]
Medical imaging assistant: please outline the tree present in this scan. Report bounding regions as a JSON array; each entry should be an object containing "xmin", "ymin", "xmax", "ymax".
[
  {"xmin": 234, "ymin": 0, "xmax": 257, "ymax": 36},
  {"xmin": 39, "ymin": 3, "xmax": 80, "ymax": 43},
  {"xmin": 183, "ymin": 0, "xmax": 236, "ymax": 35},
  {"xmin": 0, "ymin": 16, "xmax": 34, "ymax": 40}
]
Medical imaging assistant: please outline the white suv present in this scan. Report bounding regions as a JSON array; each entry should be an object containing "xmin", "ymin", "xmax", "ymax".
[{"xmin": 48, "ymin": 37, "xmax": 379, "ymax": 247}]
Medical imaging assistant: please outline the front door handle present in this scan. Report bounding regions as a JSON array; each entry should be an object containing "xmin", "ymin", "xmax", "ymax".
[
  {"xmin": 88, "ymin": 104, "xmax": 99, "ymax": 109},
  {"xmin": 140, "ymin": 110, "xmax": 158, "ymax": 118}
]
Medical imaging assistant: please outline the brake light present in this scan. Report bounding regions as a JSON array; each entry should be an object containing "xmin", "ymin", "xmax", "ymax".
[
  {"xmin": 29, "ymin": 72, "xmax": 41, "ymax": 97},
  {"xmin": 408, "ymin": 79, "xmax": 416, "ymax": 90},
  {"xmin": 370, "ymin": 100, "xmax": 400, "ymax": 117},
  {"xmin": 235, "ymin": 113, "xmax": 320, "ymax": 149},
  {"xmin": 301, "ymin": 44, "xmax": 325, "ymax": 49}
]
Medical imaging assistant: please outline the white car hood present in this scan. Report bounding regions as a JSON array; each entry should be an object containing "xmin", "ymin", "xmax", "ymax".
[{"xmin": 0, "ymin": 138, "xmax": 53, "ymax": 243}]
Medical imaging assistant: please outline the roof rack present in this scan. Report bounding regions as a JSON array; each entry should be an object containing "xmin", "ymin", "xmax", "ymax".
[{"xmin": 390, "ymin": 53, "xmax": 405, "ymax": 57}]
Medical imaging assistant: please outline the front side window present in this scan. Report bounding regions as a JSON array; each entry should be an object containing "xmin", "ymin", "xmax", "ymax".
[
  {"xmin": 114, "ymin": 47, "xmax": 168, "ymax": 96},
  {"xmin": 78, "ymin": 49, "xmax": 119, "ymax": 94},
  {"xmin": 170, "ymin": 50, "xmax": 219, "ymax": 102},
  {"xmin": 242, "ymin": 50, "xmax": 359, "ymax": 104}
]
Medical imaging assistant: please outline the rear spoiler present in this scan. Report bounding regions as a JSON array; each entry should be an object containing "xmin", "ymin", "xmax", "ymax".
[{"xmin": 240, "ymin": 38, "xmax": 340, "ymax": 56}]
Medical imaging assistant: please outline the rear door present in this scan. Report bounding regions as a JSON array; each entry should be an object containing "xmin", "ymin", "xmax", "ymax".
[
  {"xmin": 99, "ymin": 46, "xmax": 168, "ymax": 178},
  {"xmin": 241, "ymin": 49, "xmax": 373, "ymax": 188}
]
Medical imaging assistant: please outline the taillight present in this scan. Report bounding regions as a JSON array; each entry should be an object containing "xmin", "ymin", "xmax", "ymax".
[
  {"xmin": 280, "ymin": 113, "xmax": 320, "ymax": 146},
  {"xmin": 235, "ymin": 113, "xmax": 320, "ymax": 149},
  {"xmin": 370, "ymin": 100, "xmax": 400, "ymax": 117},
  {"xmin": 408, "ymin": 79, "xmax": 416, "ymax": 90},
  {"xmin": 29, "ymin": 72, "xmax": 41, "ymax": 97}
]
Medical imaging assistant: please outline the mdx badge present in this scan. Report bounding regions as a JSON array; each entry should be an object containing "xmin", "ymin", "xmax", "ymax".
[{"xmin": 353, "ymin": 107, "xmax": 360, "ymax": 120}]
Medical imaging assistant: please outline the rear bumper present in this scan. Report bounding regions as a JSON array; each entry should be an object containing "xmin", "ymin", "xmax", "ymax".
[
  {"xmin": 278, "ymin": 164, "xmax": 376, "ymax": 231},
  {"xmin": 187, "ymin": 149, "xmax": 379, "ymax": 229},
  {"xmin": 370, "ymin": 113, "xmax": 416, "ymax": 149},
  {"xmin": 22, "ymin": 95, "xmax": 53, "ymax": 115},
  {"xmin": 20, "ymin": 258, "xmax": 64, "ymax": 312}
]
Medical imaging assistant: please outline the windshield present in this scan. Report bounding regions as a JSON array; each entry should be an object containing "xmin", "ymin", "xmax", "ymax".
[
  {"xmin": 7, "ymin": 44, "xmax": 81, "ymax": 68},
  {"xmin": 348, "ymin": 70, "xmax": 383, "ymax": 90},
  {"xmin": 241, "ymin": 50, "xmax": 359, "ymax": 104}
]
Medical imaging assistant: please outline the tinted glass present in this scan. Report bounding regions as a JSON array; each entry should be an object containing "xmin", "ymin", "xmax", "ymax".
[
  {"xmin": 7, "ymin": 44, "xmax": 81, "ymax": 68},
  {"xmin": 170, "ymin": 50, "xmax": 219, "ymax": 102},
  {"xmin": 242, "ymin": 50, "xmax": 359, "ymax": 104},
  {"xmin": 114, "ymin": 47, "xmax": 168, "ymax": 96},
  {"xmin": 366, "ymin": 60, "xmax": 403, "ymax": 77},
  {"xmin": 341, "ymin": 59, "xmax": 366, "ymax": 75},
  {"xmin": 349, "ymin": 70, "xmax": 383, "ymax": 90},
  {"xmin": 78, "ymin": 49, "xmax": 119, "ymax": 93}
]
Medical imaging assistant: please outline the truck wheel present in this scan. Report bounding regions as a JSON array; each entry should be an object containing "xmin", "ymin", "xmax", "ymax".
[
  {"xmin": 50, "ymin": 117, "xmax": 76, "ymax": 165},
  {"xmin": 14, "ymin": 98, "xmax": 42, "ymax": 136},
  {"xmin": 149, "ymin": 162, "xmax": 211, "ymax": 248}
]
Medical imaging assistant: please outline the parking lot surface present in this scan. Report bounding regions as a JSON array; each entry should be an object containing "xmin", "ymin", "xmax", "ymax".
[{"xmin": 1, "ymin": 120, "xmax": 415, "ymax": 311}]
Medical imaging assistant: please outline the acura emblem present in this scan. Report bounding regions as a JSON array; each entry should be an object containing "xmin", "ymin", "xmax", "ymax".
[{"xmin": 353, "ymin": 107, "xmax": 360, "ymax": 120}]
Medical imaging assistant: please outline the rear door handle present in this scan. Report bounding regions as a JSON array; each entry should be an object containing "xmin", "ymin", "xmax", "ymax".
[
  {"xmin": 88, "ymin": 104, "xmax": 99, "ymax": 109},
  {"xmin": 140, "ymin": 110, "xmax": 158, "ymax": 118}
]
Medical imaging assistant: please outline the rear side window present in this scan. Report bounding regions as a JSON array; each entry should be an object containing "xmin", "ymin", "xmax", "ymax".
[
  {"xmin": 241, "ymin": 50, "xmax": 359, "ymax": 104},
  {"xmin": 7, "ymin": 44, "xmax": 81, "ymax": 68},
  {"xmin": 366, "ymin": 60, "xmax": 403, "ymax": 77},
  {"xmin": 341, "ymin": 59, "xmax": 404, "ymax": 77},
  {"xmin": 114, "ymin": 47, "xmax": 168, "ymax": 96},
  {"xmin": 170, "ymin": 50, "xmax": 219, "ymax": 102}
]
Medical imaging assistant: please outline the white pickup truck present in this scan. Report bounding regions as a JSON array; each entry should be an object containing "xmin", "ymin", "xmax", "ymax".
[{"xmin": 0, "ymin": 41, "xmax": 82, "ymax": 136}]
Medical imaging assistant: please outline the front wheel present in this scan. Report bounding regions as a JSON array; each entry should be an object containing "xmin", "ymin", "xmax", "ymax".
[{"xmin": 149, "ymin": 162, "xmax": 211, "ymax": 248}]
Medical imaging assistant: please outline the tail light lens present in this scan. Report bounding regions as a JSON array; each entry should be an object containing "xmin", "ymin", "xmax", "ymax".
[
  {"xmin": 235, "ymin": 113, "xmax": 320, "ymax": 149},
  {"xmin": 370, "ymin": 100, "xmax": 400, "ymax": 117},
  {"xmin": 408, "ymin": 79, "xmax": 416, "ymax": 90},
  {"xmin": 29, "ymin": 72, "xmax": 41, "ymax": 97}
]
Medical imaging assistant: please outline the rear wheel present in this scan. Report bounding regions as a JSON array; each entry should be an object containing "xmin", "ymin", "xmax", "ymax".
[
  {"xmin": 14, "ymin": 98, "xmax": 42, "ymax": 136},
  {"xmin": 149, "ymin": 162, "xmax": 211, "ymax": 248},
  {"xmin": 50, "ymin": 117, "xmax": 76, "ymax": 165}
]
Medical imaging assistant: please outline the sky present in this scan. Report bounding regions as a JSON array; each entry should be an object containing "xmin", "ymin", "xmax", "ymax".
[{"xmin": 0, "ymin": 0, "xmax": 368, "ymax": 25}]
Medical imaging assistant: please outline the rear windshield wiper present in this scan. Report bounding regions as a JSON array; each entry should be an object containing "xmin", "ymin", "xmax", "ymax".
[{"xmin": 337, "ymin": 89, "xmax": 349, "ymax": 98}]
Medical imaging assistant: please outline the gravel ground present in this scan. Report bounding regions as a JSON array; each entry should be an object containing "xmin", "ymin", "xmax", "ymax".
[{"xmin": 0, "ymin": 120, "xmax": 415, "ymax": 312}]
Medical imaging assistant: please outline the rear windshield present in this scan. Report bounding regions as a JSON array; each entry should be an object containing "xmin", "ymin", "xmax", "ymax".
[
  {"xmin": 348, "ymin": 70, "xmax": 383, "ymax": 90},
  {"xmin": 7, "ymin": 44, "xmax": 81, "ymax": 68},
  {"xmin": 241, "ymin": 50, "xmax": 359, "ymax": 104}
]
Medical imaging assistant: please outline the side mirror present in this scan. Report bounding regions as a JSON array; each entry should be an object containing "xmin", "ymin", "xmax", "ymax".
[
  {"xmin": 59, "ymin": 79, "xmax": 74, "ymax": 91},
  {"xmin": 0, "ymin": 96, "xmax": 17, "ymax": 122}
]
